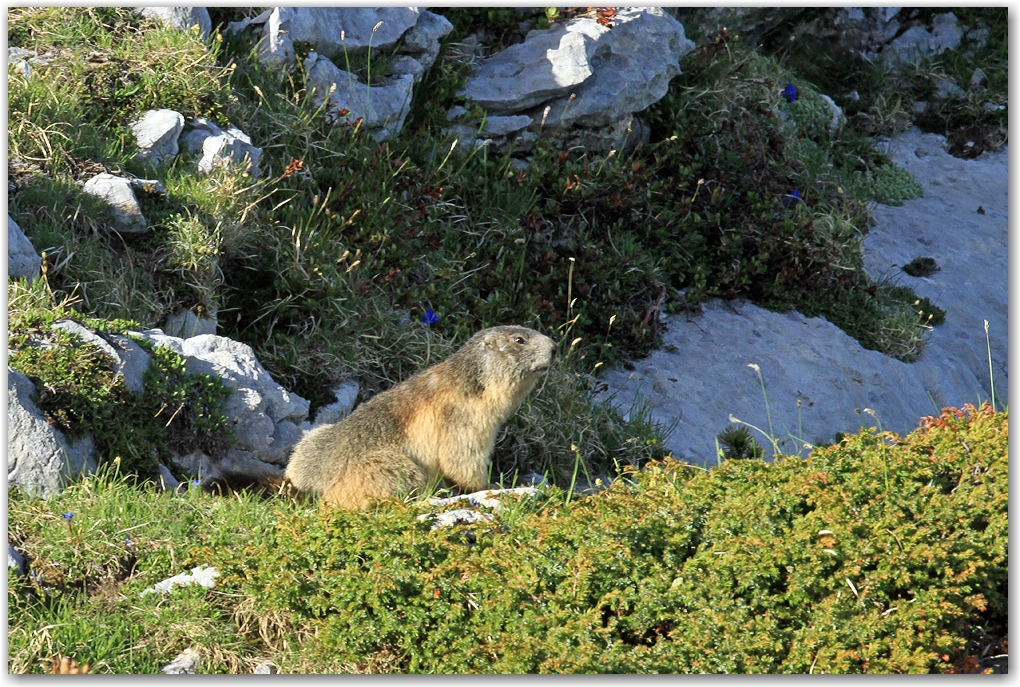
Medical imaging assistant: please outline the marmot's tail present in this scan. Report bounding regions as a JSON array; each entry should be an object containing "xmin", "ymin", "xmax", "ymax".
[{"xmin": 200, "ymin": 470, "xmax": 290, "ymax": 498}]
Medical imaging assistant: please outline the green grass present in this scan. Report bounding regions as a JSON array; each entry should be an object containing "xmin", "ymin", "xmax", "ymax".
[{"xmin": 8, "ymin": 404, "xmax": 1006, "ymax": 673}]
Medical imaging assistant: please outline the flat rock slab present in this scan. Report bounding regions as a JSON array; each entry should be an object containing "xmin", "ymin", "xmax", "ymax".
[
  {"xmin": 603, "ymin": 129, "xmax": 1007, "ymax": 466},
  {"xmin": 865, "ymin": 128, "xmax": 1008, "ymax": 405}
]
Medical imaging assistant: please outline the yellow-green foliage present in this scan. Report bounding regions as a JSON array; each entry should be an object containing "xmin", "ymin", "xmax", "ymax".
[{"xmin": 197, "ymin": 403, "xmax": 1005, "ymax": 673}]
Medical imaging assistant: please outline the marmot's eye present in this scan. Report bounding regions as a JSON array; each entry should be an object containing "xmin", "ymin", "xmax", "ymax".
[{"xmin": 514, "ymin": 336, "xmax": 527, "ymax": 345}]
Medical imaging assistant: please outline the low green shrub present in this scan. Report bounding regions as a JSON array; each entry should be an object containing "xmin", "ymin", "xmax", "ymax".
[{"xmin": 201, "ymin": 403, "xmax": 1003, "ymax": 673}]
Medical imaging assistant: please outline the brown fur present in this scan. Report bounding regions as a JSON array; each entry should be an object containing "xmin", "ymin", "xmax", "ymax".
[{"xmin": 283, "ymin": 325, "xmax": 556, "ymax": 509}]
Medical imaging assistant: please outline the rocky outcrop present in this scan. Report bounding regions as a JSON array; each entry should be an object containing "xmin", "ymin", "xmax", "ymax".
[
  {"xmin": 8, "ymin": 216, "xmax": 40, "ymax": 281},
  {"xmin": 304, "ymin": 54, "xmax": 417, "ymax": 142},
  {"xmin": 602, "ymin": 129, "xmax": 1007, "ymax": 467},
  {"xmin": 794, "ymin": 9, "xmax": 971, "ymax": 67},
  {"xmin": 865, "ymin": 129, "xmax": 1007, "ymax": 403},
  {"xmin": 229, "ymin": 8, "xmax": 453, "ymax": 141},
  {"xmin": 130, "ymin": 109, "xmax": 185, "ymax": 167},
  {"xmin": 257, "ymin": 7, "xmax": 422, "ymax": 67},
  {"xmin": 138, "ymin": 331, "xmax": 310, "ymax": 471},
  {"xmin": 135, "ymin": 7, "xmax": 212, "ymax": 42},
  {"xmin": 8, "ymin": 368, "xmax": 97, "ymax": 498},
  {"xmin": 456, "ymin": 8, "xmax": 694, "ymax": 154}
]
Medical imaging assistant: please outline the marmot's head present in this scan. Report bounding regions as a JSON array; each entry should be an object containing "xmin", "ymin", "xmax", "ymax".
[{"xmin": 478, "ymin": 326, "xmax": 556, "ymax": 375}]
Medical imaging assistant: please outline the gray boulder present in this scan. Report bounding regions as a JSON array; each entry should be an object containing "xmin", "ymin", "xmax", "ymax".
[
  {"xmin": 181, "ymin": 118, "xmax": 262, "ymax": 179},
  {"xmin": 81, "ymin": 173, "xmax": 148, "ymax": 234},
  {"xmin": 51, "ymin": 319, "xmax": 151, "ymax": 395},
  {"xmin": 538, "ymin": 8, "xmax": 696, "ymax": 129},
  {"xmin": 305, "ymin": 53, "xmax": 415, "ymax": 141},
  {"xmin": 136, "ymin": 7, "xmax": 212, "ymax": 42},
  {"xmin": 130, "ymin": 109, "xmax": 184, "ymax": 167},
  {"xmin": 156, "ymin": 463, "xmax": 180, "ymax": 492},
  {"xmin": 258, "ymin": 7, "xmax": 421, "ymax": 67},
  {"xmin": 400, "ymin": 9, "xmax": 453, "ymax": 73},
  {"xmin": 310, "ymin": 380, "xmax": 360, "ymax": 426},
  {"xmin": 161, "ymin": 648, "xmax": 202, "ymax": 675},
  {"xmin": 461, "ymin": 22, "xmax": 601, "ymax": 114},
  {"xmin": 139, "ymin": 331, "xmax": 310, "ymax": 467},
  {"xmin": 457, "ymin": 8, "xmax": 693, "ymax": 153},
  {"xmin": 8, "ymin": 215, "xmax": 40, "ymax": 281},
  {"xmin": 8, "ymin": 368, "xmax": 97, "ymax": 498}
]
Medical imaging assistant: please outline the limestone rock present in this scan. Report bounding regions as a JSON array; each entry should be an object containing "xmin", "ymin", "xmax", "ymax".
[
  {"xmin": 258, "ymin": 7, "xmax": 421, "ymax": 67},
  {"xmin": 129, "ymin": 109, "xmax": 184, "ymax": 167},
  {"xmin": 81, "ymin": 173, "xmax": 148, "ymax": 234},
  {"xmin": 458, "ymin": 7, "xmax": 693, "ymax": 153},
  {"xmin": 311, "ymin": 380, "xmax": 360, "ymax": 426},
  {"xmin": 865, "ymin": 128, "xmax": 1007, "ymax": 406},
  {"xmin": 481, "ymin": 115, "xmax": 533, "ymax": 137},
  {"xmin": 136, "ymin": 7, "xmax": 212, "ymax": 41},
  {"xmin": 461, "ymin": 22, "xmax": 601, "ymax": 114},
  {"xmin": 305, "ymin": 53, "xmax": 415, "ymax": 141},
  {"xmin": 399, "ymin": 9, "xmax": 453, "ymax": 72},
  {"xmin": 139, "ymin": 330, "xmax": 310, "ymax": 466},
  {"xmin": 933, "ymin": 78, "xmax": 965, "ymax": 100},
  {"xmin": 181, "ymin": 118, "xmax": 261, "ymax": 179},
  {"xmin": 8, "ymin": 368, "xmax": 97, "ymax": 498},
  {"xmin": 50, "ymin": 320, "xmax": 151, "ymax": 395},
  {"xmin": 8, "ymin": 215, "xmax": 40, "ymax": 281},
  {"xmin": 537, "ymin": 8, "xmax": 695, "ymax": 129},
  {"xmin": 156, "ymin": 463, "xmax": 180, "ymax": 492}
]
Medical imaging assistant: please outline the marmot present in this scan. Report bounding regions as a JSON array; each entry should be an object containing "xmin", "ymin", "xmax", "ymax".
[{"xmin": 205, "ymin": 325, "xmax": 556, "ymax": 510}]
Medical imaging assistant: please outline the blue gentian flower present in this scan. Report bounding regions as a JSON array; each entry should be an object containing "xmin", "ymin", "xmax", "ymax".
[
  {"xmin": 62, "ymin": 512, "xmax": 73, "ymax": 521},
  {"xmin": 422, "ymin": 310, "xmax": 440, "ymax": 326},
  {"xmin": 781, "ymin": 83, "xmax": 798, "ymax": 102},
  {"xmin": 782, "ymin": 189, "xmax": 803, "ymax": 206}
]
